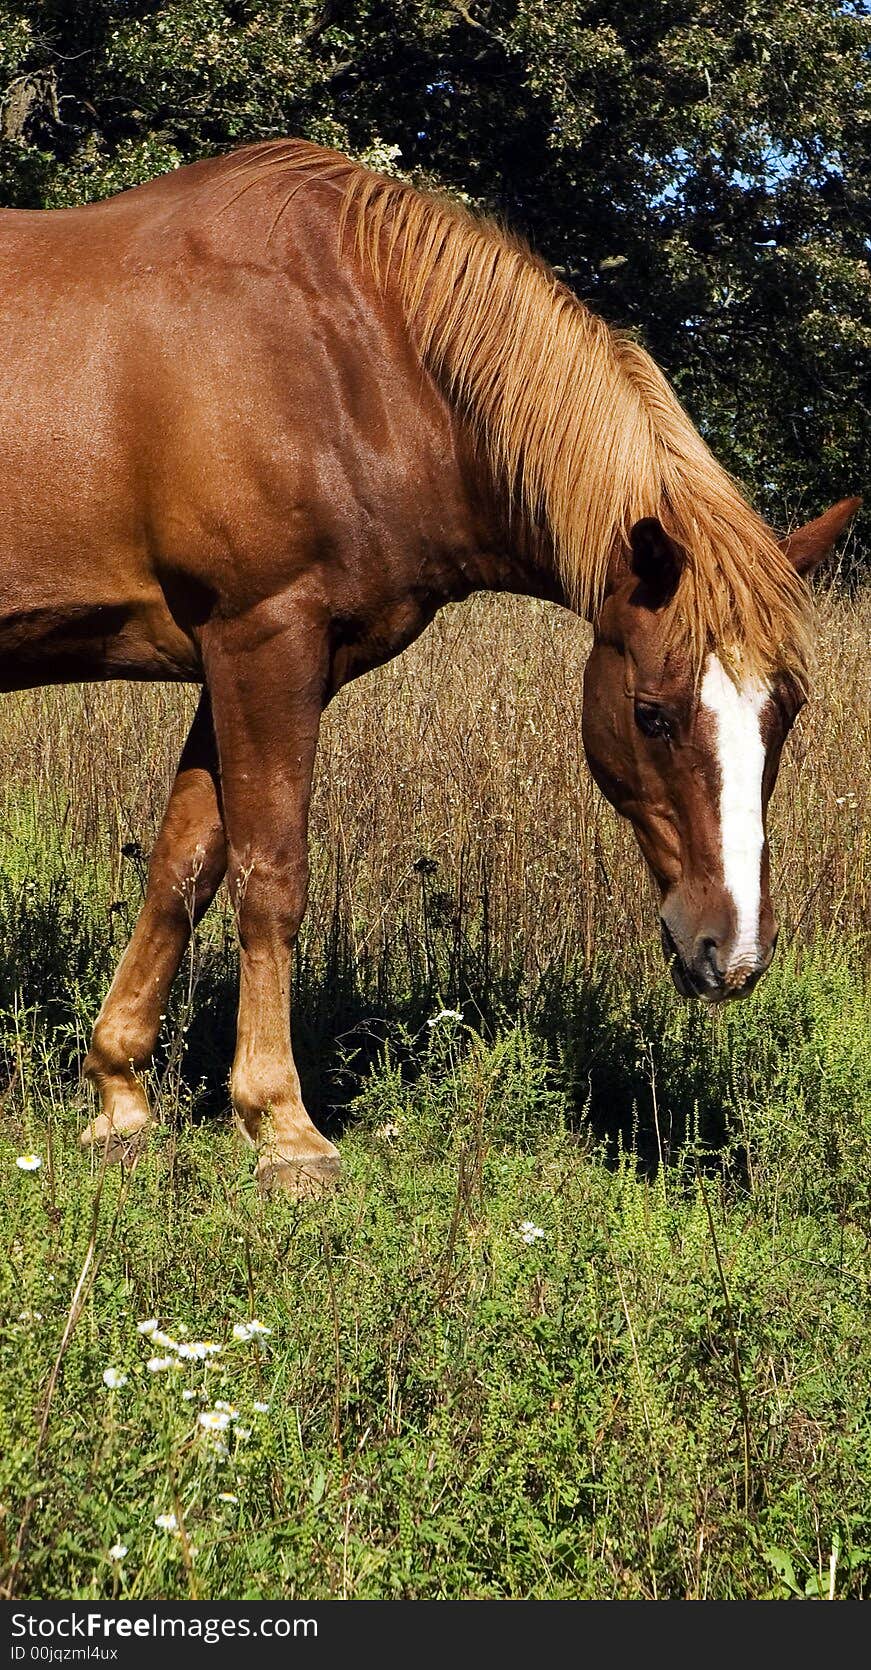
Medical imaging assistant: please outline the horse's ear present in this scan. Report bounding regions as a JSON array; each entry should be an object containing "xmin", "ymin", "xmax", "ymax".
[
  {"xmin": 628, "ymin": 517, "xmax": 685, "ymax": 608},
  {"xmin": 779, "ymin": 496, "xmax": 862, "ymax": 577}
]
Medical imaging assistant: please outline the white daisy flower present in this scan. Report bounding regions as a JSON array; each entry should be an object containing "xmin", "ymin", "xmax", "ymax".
[
  {"xmin": 102, "ymin": 1367, "xmax": 128, "ymax": 1390},
  {"xmin": 148, "ymin": 1329, "xmax": 178, "ymax": 1351},
  {"xmin": 253, "ymin": 1401, "xmax": 269, "ymax": 1414},
  {"xmin": 198, "ymin": 1409, "xmax": 231, "ymax": 1433},
  {"xmin": 234, "ymin": 1427, "xmax": 251, "ymax": 1440},
  {"xmin": 181, "ymin": 1389, "xmax": 196, "ymax": 1401},
  {"xmin": 108, "ymin": 1543, "xmax": 128, "ymax": 1560},
  {"xmin": 517, "ymin": 1220, "xmax": 545, "ymax": 1245},
  {"xmin": 218, "ymin": 1492, "xmax": 239, "ymax": 1504},
  {"xmin": 154, "ymin": 1513, "xmax": 178, "ymax": 1532},
  {"xmin": 213, "ymin": 1401, "xmax": 239, "ymax": 1419},
  {"xmin": 136, "ymin": 1319, "xmax": 159, "ymax": 1336},
  {"xmin": 232, "ymin": 1319, "xmax": 272, "ymax": 1342},
  {"xmin": 16, "ymin": 1154, "xmax": 42, "ymax": 1172},
  {"xmin": 176, "ymin": 1340, "xmax": 221, "ymax": 1360},
  {"xmin": 146, "ymin": 1356, "xmax": 177, "ymax": 1373}
]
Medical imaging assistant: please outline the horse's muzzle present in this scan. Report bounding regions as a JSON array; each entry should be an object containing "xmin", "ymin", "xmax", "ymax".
[{"xmin": 659, "ymin": 917, "xmax": 778, "ymax": 1003}]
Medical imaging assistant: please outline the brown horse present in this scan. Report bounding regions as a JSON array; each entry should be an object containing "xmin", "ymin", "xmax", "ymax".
[{"xmin": 0, "ymin": 139, "xmax": 858, "ymax": 1193}]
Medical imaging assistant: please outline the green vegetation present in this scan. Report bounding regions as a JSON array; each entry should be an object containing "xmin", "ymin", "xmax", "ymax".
[{"xmin": 1, "ymin": 823, "xmax": 870, "ymax": 1597}]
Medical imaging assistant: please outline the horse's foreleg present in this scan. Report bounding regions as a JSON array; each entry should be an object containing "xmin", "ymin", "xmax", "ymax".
[
  {"xmin": 81, "ymin": 691, "xmax": 226, "ymax": 1160},
  {"xmin": 203, "ymin": 607, "xmax": 340, "ymax": 1197}
]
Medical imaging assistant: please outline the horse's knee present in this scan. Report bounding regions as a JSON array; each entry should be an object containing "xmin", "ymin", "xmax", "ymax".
[{"xmin": 227, "ymin": 847, "xmax": 308, "ymax": 939}]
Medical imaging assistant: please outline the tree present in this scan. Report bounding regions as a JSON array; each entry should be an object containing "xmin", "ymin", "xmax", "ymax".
[{"xmin": 1, "ymin": 1, "xmax": 868, "ymax": 548}]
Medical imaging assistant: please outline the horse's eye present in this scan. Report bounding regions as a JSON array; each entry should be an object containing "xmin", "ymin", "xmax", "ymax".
[{"xmin": 634, "ymin": 701, "xmax": 672, "ymax": 740}]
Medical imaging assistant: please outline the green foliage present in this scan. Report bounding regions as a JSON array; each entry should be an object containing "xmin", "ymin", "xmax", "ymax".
[
  {"xmin": 0, "ymin": 824, "xmax": 869, "ymax": 1598},
  {"xmin": 0, "ymin": 2, "xmax": 867, "ymax": 544}
]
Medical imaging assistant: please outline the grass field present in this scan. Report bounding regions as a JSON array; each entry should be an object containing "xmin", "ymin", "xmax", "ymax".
[{"xmin": 0, "ymin": 582, "xmax": 869, "ymax": 1599}]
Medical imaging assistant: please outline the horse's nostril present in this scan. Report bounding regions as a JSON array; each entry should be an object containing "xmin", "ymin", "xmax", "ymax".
[{"xmin": 698, "ymin": 936, "xmax": 722, "ymax": 978}]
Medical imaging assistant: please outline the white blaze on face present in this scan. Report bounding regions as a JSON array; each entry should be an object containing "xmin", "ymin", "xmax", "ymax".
[{"xmin": 700, "ymin": 654, "xmax": 769, "ymax": 974}]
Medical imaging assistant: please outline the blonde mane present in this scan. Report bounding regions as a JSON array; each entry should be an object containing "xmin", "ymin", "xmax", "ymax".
[{"xmin": 227, "ymin": 140, "xmax": 811, "ymax": 683}]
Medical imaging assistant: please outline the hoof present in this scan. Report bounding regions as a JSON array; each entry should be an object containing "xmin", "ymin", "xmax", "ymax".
[
  {"xmin": 80, "ymin": 1113, "xmax": 150, "ymax": 1167},
  {"xmin": 257, "ymin": 1152, "xmax": 342, "ymax": 1199}
]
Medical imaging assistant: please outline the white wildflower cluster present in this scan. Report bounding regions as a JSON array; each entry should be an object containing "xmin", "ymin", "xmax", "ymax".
[
  {"xmin": 101, "ymin": 1313, "xmax": 274, "ymax": 1493},
  {"xmin": 231, "ymin": 1319, "xmax": 272, "ymax": 1343},
  {"xmin": 427, "ymin": 1009, "xmax": 463, "ymax": 1029},
  {"xmin": 517, "ymin": 1220, "xmax": 546, "ymax": 1245},
  {"xmin": 197, "ymin": 1399, "xmax": 245, "ymax": 1441},
  {"xmin": 94, "ymin": 1312, "xmax": 271, "ymax": 1559},
  {"xmin": 134, "ymin": 1318, "xmax": 223, "ymax": 1376},
  {"xmin": 196, "ymin": 1402, "xmax": 253, "ymax": 1460}
]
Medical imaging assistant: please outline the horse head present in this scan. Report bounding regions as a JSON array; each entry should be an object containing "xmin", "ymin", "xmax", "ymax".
[{"xmin": 581, "ymin": 497, "xmax": 860, "ymax": 1001}]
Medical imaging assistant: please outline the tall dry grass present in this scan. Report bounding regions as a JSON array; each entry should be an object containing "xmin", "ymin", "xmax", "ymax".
[{"xmin": 0, "ymin": 582, "xmax": 867, "ymax": 1001}]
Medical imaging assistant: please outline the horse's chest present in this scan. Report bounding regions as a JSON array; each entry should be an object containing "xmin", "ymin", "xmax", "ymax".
[{"xmin": 328, "ymin": 592, "xmax": 440, "ymax": 693}]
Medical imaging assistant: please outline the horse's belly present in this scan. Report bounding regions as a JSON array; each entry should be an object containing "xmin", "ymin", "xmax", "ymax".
[{"xmin": 0, "ymin": 592, "xmax": 202, "ymax": 689}]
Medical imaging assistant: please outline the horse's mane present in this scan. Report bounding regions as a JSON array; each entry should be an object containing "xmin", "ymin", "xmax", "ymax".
[{"xmin": 224, "ymin": 140, "xmax": 811, "ymax": 684}]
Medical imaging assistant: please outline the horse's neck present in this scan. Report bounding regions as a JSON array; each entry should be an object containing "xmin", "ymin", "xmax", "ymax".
[{"xmin": 441, "ymin": 414, "xmax": 570, "ymax": 611}]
